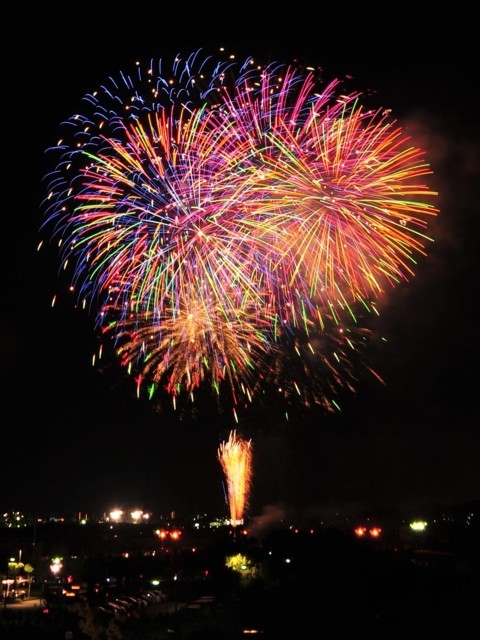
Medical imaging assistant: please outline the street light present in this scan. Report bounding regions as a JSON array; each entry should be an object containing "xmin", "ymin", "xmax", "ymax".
[
  {"xmin": 173, "ymin": 574, "xmax": 178, "ymax": 614},
  {"xmin": 170, "ymin": 530, "xmax": 181, "ymax": 614}
]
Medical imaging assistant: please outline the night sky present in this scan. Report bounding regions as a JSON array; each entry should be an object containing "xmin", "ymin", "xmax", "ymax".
[{"xmin": 2, "ymin": 11, "xmax": 479, "ymax": 521}]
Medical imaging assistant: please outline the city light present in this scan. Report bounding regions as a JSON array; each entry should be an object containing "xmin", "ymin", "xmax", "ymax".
[{"xmin": 50, "ymin": 557, "xmax": 63, "ymax": 577}]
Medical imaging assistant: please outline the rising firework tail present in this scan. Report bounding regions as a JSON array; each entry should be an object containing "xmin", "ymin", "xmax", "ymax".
[{"xmin": 218, "ymin": 430, "xmax": 253, "ymax": 525}]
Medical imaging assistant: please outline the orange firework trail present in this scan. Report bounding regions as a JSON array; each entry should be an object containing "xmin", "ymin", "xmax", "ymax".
[{"xmin": 218, "ymin": 430, "xmax": 252, "ymax": 525}]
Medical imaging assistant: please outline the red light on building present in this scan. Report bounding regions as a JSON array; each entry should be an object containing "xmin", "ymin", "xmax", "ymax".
[{"xmin": 354, "ymin": 526, "xmax": 382, "ymax": 538}]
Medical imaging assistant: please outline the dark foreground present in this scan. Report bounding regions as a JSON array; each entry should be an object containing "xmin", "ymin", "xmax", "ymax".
[{"xmin": 0, "ymin": 514, "xmax": 479, "ymax": 639}]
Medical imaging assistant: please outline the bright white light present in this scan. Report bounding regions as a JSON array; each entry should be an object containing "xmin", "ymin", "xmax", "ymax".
[{"xmin": 410, "ymin": 520, "xmax": 427, "ymax": 532}]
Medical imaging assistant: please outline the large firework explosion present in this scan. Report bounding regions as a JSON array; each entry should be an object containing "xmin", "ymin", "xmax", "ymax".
[{"xmin": 40, "ymin": 48, "xmax": 438, "ymax": 419}]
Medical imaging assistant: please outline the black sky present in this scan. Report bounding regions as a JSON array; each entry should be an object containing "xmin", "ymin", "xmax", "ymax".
[{"xmin": 2, "ymin": 11, "xmax": 479, "ymax": 520}]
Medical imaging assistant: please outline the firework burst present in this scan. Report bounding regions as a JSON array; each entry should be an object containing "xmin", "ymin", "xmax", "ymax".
[{"xmin": 41, "ymin": 48, "xmax": 438, "ymax": 418}]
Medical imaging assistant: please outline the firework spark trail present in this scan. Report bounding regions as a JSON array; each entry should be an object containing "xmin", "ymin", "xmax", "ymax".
[
  {"xmin": 210, "ymin": 68, "xmax": 438, "ymax": 321},
  {"xmin": 107, "ymin": 289, "xmax": 271, "ymax": 409},
  {"xmin": 218, "ymin": 430, "xmax": 252, "ymax": 525},
  {"xmin": 41, "ymin": 49, "xmax": 439, "ymax": 416},
  {"xmin": 260, "ymin": 317, "xmax": 382, "ymax": 413}
]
